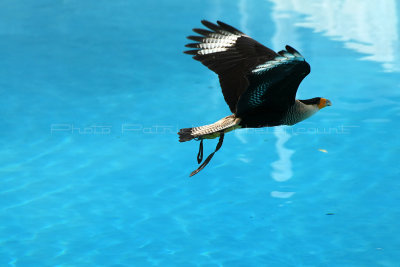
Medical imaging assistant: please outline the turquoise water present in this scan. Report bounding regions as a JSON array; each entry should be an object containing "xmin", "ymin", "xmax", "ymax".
[{"xmin": 1, "ymin": 0, "xmax": 400, "ymax": 266}]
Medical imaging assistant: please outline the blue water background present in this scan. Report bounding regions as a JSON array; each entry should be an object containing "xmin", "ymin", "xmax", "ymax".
[{"xmin": 1, "ymin": 0, "xmax": 400, "ymax": 266}]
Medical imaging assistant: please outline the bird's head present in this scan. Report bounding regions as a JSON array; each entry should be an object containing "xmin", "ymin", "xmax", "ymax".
[
  {"xmin": 300, "ymin": 97, "xmax": 332, "ymax": 109},
  {"xmin": 317, "ymin": 97, "xmax": 332, "ymax": 109}
]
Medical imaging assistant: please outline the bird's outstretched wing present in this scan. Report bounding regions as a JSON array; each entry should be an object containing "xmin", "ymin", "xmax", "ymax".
[
  {"xmin": 185, "ymin": 20, "xmax": 278, "ymax": 114},
  {"xmin": 235, "ymin": 45, "xmax": 311, "ymax": 116}
]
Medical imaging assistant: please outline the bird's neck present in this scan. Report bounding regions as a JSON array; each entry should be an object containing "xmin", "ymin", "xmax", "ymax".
[{"xmin": 283, "ymin": 100, "xmax": 319, "ymax": 125}]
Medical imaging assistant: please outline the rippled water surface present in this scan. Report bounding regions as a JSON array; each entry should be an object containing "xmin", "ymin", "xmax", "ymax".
[{"xmin": 1, "ymin": 0, "xmax": 400, "ymax": 266}]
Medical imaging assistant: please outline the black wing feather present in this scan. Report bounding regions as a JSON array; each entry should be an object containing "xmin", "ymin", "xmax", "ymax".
[
  {"xmin": 184, "ymin": 21, "xmax": 310, "ymax": 115},
  {"xmin": 236, "ymin": 48, "xmax": 310, "ymax": 115},
  {"xmin": 184, "ymin": 20, "xmax": 278, "ymax": 113}
]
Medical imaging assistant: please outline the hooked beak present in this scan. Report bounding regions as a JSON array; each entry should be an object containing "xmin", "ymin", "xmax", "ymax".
[{"xmin": 325, "ymin": 99, "xmax": 332, "ymax": 106}]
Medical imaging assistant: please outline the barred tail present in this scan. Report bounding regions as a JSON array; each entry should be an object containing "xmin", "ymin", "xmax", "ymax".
[{"xmin": 178, "ymin": 115, "xmax": 241, "ymax": 142}]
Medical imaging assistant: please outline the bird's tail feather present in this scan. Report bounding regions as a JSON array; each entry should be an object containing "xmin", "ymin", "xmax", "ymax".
[
  {"xmin": 178, "ymin": 115, "xmax": 240, "ymax": 142},
  {"xmin": 178, "ymin": 115, "xmax": 241, "ymax": 176}
]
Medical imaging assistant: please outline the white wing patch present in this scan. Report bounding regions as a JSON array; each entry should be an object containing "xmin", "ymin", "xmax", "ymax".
[
  {"xmin": 192, "ymin": 34, "xmax": 243, "ymax": 55},
  {"xmin": 252, "ymin": 53, "xmax": 304, "ymax": 73},
  {"xmin": 198, "ymin": 47, "xmax": 229, "ymax": 55}
]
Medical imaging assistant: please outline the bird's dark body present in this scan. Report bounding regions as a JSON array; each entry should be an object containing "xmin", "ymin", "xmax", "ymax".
[
  {"xmin": 178, "ymin": 20, "xmax": 330, "ymax": 176},
  {"xmin": 239, "ymin": 106, "xmax": 285, "ymax": 128},
  {"xmin": 237, "ymin": 62, "xmax": 309, "ymax": 128}
]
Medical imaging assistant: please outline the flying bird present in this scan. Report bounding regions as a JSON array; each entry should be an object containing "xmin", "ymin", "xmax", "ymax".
[{"xmin": 179, "ymin": 20, "xmax": 331, "ymax": 176}]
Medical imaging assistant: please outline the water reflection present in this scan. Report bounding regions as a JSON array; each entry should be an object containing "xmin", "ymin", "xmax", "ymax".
[
  {"xmin": 268, "ymin": 7, "xmax": 304, "ymax": 188},
  {"xmin": 234, "ymin": 0, "xmax": 398, "ymax": 188},
  {"xmin": 271, "ymin": 128, "xmax": 294, "ymax": 182},
  {"xmin": 269, "ymin": 0, "xmax": 400, "ymax": 72}
]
